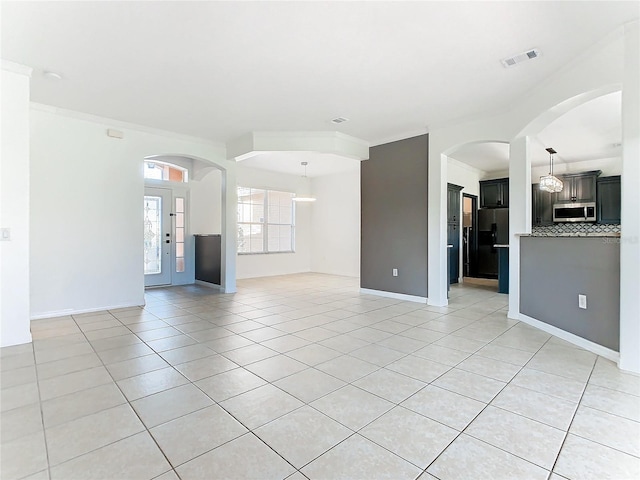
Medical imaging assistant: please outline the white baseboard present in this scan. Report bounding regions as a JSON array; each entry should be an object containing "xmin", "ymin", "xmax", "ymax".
[
  {"xmin": 507, "ymin": 309, "xmax": 520, "ymax": 321},
  {"xmin": 30, "ymin": 302, "xmax": 143, "ymax": 320},
  {"xmin": 519, "ymin": 313, "xmax": 619, "ymax": 362},
  {"xmin": 360, "ymin": 288, "xmax": 427, "ymax": 304}
]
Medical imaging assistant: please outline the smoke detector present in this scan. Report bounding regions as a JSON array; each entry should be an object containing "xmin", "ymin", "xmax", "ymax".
[
  {"xmin": 501, "ymin": 48, "xmax": 541, "ymax": 68},
  {"xmin": 330, "ymin": 117, "xmax": 349, "ymax": 124}
]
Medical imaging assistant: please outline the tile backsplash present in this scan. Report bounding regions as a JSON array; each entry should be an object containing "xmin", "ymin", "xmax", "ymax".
[{"xmin": 531, "ymin": 223, "xmax": 621, "ymax": 236}]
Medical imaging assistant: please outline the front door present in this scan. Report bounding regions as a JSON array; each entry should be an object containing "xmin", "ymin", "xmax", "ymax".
[{"xmin": 144, "ymin": 187, "xmax": 172, "ymax": 287}]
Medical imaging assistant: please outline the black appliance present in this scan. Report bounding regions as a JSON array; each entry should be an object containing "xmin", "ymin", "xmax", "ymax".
[{"xmin": 477, "ymin": 208, "xmax": 509, "ymax": 278}]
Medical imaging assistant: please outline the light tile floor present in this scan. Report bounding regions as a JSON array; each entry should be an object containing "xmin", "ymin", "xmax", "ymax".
[{"xmin": 2, "ymin": 273, "xmax": 639, "ymax": 480}]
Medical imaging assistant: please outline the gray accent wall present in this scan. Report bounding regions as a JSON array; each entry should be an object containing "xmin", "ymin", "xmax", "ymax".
[
  {"xmin": 361, "ymin": 134, "xmax": 429, "ymax": 297},
  {"xmin": 520, "ymin": 236, "xmax": 620, "ymax": 351}
]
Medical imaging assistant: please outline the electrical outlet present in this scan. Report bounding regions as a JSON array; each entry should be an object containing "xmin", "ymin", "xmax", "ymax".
[
  {"xmin": 578, "ymin": 294, "xmax": 587, "ymax": 309},
  {"xmin": 392, "ymin": 268, "xmax": 398, "ymax": 277}
]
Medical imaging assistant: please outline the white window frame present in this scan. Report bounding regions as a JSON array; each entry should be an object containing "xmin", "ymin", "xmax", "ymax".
[
  {"xmin": 237, "ymin": 187, "xmax": 296, "ymax": 255},
  {"xmin": 144, "ymin": 160, "xmax": 189, "ymax": 183}
]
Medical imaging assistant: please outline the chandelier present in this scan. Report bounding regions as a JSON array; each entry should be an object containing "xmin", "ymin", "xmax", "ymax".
[{"xmin": 540, "ymin": 147, "xmax": 563, "ymax": 193}]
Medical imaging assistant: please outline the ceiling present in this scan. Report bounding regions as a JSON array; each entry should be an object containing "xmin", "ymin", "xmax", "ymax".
[
  {"xmin": 239, "ymin": 151, "xmax": 359, "ymax": 178},
  {"xmin": 449, "ymin": 91, "xmax": 623, "ymax": 173},
  {"xmin": 1, "ymin": 1, "xmax": 637, "ymax": 175}
]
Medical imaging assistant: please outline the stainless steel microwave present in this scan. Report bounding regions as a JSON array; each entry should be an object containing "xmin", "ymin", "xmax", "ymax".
[{"xmin": 553, "ymin": 202, "xmax": 596, "ymax": 222}]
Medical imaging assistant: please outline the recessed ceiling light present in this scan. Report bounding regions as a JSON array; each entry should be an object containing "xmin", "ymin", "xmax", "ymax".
[
  {"xmin": 501, "ymin": 48, "xmax": 541, "ymax": 68},
  {"xmin": 330, "ymin": 117, "xmax": 349, "ymax": 124},
  {"xmin": 43, "ymin": 71, "xmax": 63, "ymax": 81}
]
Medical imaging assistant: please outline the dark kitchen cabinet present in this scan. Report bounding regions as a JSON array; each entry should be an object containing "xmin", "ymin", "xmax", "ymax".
[
  {"xmin": 597, "ymin": 175, "xmax": 621, "ymax": 224},
  {"xmin": 555, "ymin": 171, "xmax": 601, "ymax": 203},
  {"xmin": 532, "ymin": 184, "xmax": 554, "ymax": 226},
  {"xmin": 448, "ymin": 223, "xmax": 460, "ymax": 284},
  {"xmin": 480, "ymin": 178, "xmax": 509, "ymax": 208},
  {"xmin": 447, "ymin": 184, "xmax": 463, "ymax": 284},
  {"xmin": 447, "ymin": 183, "xmax": 462, "ymax": 223}
]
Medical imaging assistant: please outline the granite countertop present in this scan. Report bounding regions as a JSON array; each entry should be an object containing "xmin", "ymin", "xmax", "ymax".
[{"xmin": 519, "ymin": 232, "xmax": 621, "ymax": 237}]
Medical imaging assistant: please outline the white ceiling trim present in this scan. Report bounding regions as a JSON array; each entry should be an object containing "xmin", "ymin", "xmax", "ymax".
[
  {"xmin": 29, "ymin": 102, "xmax": 226, "ymax": 151},
  {"xmin": 227, "ymin": 131, "xmax": 369, "ymax": 161},
  {"xmin": 369, "ymin": 128, "xmax": 430, "ymax": 148},
  {"xmin": 447, "ymin": 157, "xmax": 487, "ymax": 177},
  {"xmin": 1, "ymin": 59, "xmax": 33, "ymax": 76}
]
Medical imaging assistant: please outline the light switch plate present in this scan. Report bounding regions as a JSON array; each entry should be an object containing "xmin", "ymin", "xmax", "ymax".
[{"xmin": 0, "ymin": 228, "xmax": 10, "ymax": 241}]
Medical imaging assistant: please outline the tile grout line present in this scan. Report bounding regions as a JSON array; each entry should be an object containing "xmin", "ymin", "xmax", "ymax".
[
  {"xmin": 135, "ymin": 293, "xmax": 309, "ymax": 478},
  {"xmin": 62, "ymin": 310, "xmax": 182, "ymax": 480},
  {"xmin": 546, "ymin": 353, "xmax": 597, "ymax": 477},
  {"xmin": 28, "ymin": 334, "xmax": 54, "ymax": 480},
  {"xmin": 415, "ymin": 327, "xmax": 558, "ymax": 478},
  {"xmin": 18, "ymin": 278, "xmax": 629, "ymax": 479},
  {"xmin": 32, "ymin": 284, "xmax": 512, "ymax": 476}
]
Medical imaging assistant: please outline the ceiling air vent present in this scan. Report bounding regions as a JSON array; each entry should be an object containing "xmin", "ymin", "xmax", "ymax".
[
  {"xmin": 501, "ymin": 48, "xmax": 541, "ymax": 68},
  {"xmin": 330, "ymin": 117, "xmax": 349, "ymax": 124}
]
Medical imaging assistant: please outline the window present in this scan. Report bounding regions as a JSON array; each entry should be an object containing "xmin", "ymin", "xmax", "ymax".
[
  {"xmin": 144, "ymin": 161, "xmax": 188, "ymax": 182},
  {"xmin": 237, "ymin": 187, "xmax": 295, "ymax": 254},
  {"xmin": 175, "ymin": 197, "xmax": 185, "ymax": 272}
]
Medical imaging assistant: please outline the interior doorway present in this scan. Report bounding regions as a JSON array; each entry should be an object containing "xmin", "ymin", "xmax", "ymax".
[{"xmin": 462, "ymin": 193, "xmax": 478, "ymax": 278}]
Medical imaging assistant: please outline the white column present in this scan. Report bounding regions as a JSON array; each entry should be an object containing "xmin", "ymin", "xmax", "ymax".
[
  {"xmin": 1, "ymin": 61, "xmax": 32, "ymax": 346},
  {"xmin": 508, "ymin": 136, "xmax": 531, "ymax": 319},
  {"xmin": 619, "ymin": 21, "xmax": 640, "ymax": 373},
  {"xmin": 220, "ymin": 166, "xmax": 237, "ymax": 293},
  {"xmin": 427, "ymin": 144, "xmax": 448, "ymax": 306}
]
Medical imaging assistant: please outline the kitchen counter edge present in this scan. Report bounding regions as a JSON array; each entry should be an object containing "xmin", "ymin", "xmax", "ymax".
[{"xmin": 516, "ymin": 232, "xmax": 621, "ymax": 238}]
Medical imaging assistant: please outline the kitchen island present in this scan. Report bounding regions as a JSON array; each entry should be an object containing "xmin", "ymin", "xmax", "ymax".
[{"xmin": 519, "ymin": 233, "xmax": 620, "ymax": 352}]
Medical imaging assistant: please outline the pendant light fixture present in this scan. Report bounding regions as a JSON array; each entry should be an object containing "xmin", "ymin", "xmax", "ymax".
[
  {"xmin": 539, "ymin": 147, "xmax": 563, "ymax": 193},
  {"xmin": 292, "ymin": 161, "xmax": 316, "ymax": 202}
]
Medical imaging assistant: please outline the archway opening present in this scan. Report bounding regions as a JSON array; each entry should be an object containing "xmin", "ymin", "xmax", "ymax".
[{"xmin": 142, "ymin": 154, "xmax": 229, "ymax": 291}]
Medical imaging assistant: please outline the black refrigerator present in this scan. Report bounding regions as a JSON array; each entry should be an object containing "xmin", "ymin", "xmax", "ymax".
[{"xmin": 477, "ymin": 208, "xmax": 509, "ymax": 278}]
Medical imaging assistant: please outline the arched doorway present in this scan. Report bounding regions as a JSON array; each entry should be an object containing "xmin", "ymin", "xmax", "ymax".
[{"xmin": 142, "ymin": 154, "xmax": 235, "ymax": 293}]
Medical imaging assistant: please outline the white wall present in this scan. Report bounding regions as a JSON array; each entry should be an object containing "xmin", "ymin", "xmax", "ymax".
[
  {"xmin": 310, "ymin": 169, "xmax": 360, "ymax": 277},
  {"xmin": 29, "ymin": 105, "xmax": 230, "ymax": 318},
  {"xmin": 447, "ymin": 158, "xmax": 483, "ymax": 197},
  {"xmin": 190, "ymin": 169, "xmax": 222, "ymax": 235},
  {"xmin": 1, "ymin": 63, "xmax": 32, "ymax": 346},
  {"xmin": 619, "ymin": 21, "xmax": 640, "ymax": 373},
  {"xmin": 531, "ymin": 157, "xmax": 622, "ymax": 179},
  {"xmin": 236, "ymin": 164, "xmax": 312, "ymax": 279}
]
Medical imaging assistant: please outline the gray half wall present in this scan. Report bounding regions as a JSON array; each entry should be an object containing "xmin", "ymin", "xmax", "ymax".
[
  {"xmin": 361, "ymin": 134, "xmax": 429, "ymax": 297},
  {"xmin": 520, "ymin": 236, "xmax": 620, "ymax": 351}
]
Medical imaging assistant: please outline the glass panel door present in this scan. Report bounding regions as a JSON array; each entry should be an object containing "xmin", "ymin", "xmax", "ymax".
[
  {"xmin": 144, "ymin": 187, "xmax": 172, "ymax": 286},
  {"xmin": 144, "ymin": 196, "xmax": 162, "ymax": 275}
]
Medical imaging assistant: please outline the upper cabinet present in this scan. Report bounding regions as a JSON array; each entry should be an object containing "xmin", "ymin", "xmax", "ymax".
[
  {"xmin": 480, "ymin": 178, "xmax": 509, "ymax": 208},
  {"xmin": 555, "ymin": 170, "xmax": 601, "ymax": 203},
  {"xmin": 597, "ymin": 176, "xmax": 621, "ymax": 224},
  {"xmin": 532, "ymin": 184, "xmax": 554, "ymax": 226}
]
